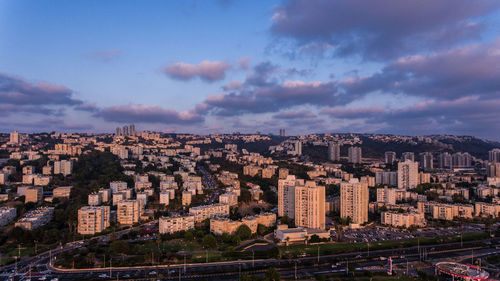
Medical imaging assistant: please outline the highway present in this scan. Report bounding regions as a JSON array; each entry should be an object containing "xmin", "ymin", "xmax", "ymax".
[{"xmin": 5, "ymin": 238, "xmax": 500, "ymax": 280}]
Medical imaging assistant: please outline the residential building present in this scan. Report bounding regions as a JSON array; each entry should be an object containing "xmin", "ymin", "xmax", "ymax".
[
  {"xmin": 381, "ymin": 210, "xmax": 426, "ymax": 228},
  {"xmin": 189, "ymin": 203, "xmax": 230, "ymax": 223},
  {"xmin": 182, "ymin": 191, "xmax": 192, "ymax": 206},
  {"xmin": 52, "ymin": 186, "xmax": 72, "ymax": 198},
  {"xmin": 398, "ymin": 160, "xmax": 419, "ymax": 189},
  {"xmin": 159, "ymin": 214, "xmax": 195, "ymax": 234},
  {"xmin": 88, "ymin": 193, "xmax": 102, "ymax": 206},
  {"xmin": 385, "ymin": 151, "xmax": 397, "ymax": 164},
  {"xmin": 340, "ymin": 179, "xmax": 368, "ymax": 225},
  {"xmin": 53, "ymin": 160, "xmax": 73, "ymax": 176},
  {"xmin": 77, "ymin": 206, "xmax": 110, "ymax": 235},
  {"xmin": 117, "ymin": 200, "xmax": 142, "ymax": 225},
  {"xmin": 348, "ymin": 146, "xmax": 362, "ymax": 164},
  {"xmin": 328, "ymin": 142, "xmax": 341, "ymax": 161},
  {"xmin": 25, "ymin": 186, "xmax": 43, "ymax": 203},
  {"xmin": 15, "ymin": 207, "xmax": 54, "ymax": 230},
  {"xmin": 0, "ymin": 207, "xmax": 17, "ymax": 226}
]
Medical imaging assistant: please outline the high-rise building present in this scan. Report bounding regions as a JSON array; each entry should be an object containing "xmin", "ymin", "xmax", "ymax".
[
  {"xmin": 438, "ymin": 152, "xmax": 452, "ymax": 169},
  {"xmin": 117, "ymin": 200, "xmax": 142, "ymax": 225},
  {"xmin": 419, "ymin": 152, "xmax": 434, "ymax": 171},
  {"xmin": 487, "ymin": 163, "xmax": 500, "ymax": 178},
  {"xmin": 115, "ymin": 127, "xmax": 121, "ymax": 136},
  {"xmin": 129, "ymin": 124, "xmax": 136, "ymax": 136},
  {"xmin": 53, "ymin": 160, "xmax": 73, "ymax": 176},
  {"xmin": 294, "ymin": 182, "xmax": 325, "ymax": 229},
  {"xmin": 340, "ymin": 179, "xmax": 368, "ymax": 225},
  {"xmin": 452, "ymin": 152, "xmax": 472, "ymax": 168},
  {"xmin": 278, "ymin": 175, "xmax": 301, "ymax": 219},
  {"xmin": 279, "ymin": 129, "xmax": 286, "ymax": 137},
  {"xmin": 328, "ymin": 142, "xmax": 341, "ymax": 161},
  {"xmin": 398, "ymin": 160, "xmax": 419, "ymax": 189},
  {"xmin": 401, "ymin": 152, "xmax": 415, "ymax": 162},
  {"xmin": 9, "ymin": 131, "xmax": 19, "ymax": 144},
  {"xmin": 348, "ymin": 146, "xmax": 362, "ymax": 164},
  {"xmin": 77, "ymin": 206, "xmax": 110, "ymax": 235},
  {"xmin": 489, "ymin": 149, "xmax": 500, "ymax": 163},
  {"xmin": 122, "ymin": 125, "xmax": 129, "ymax": 136},
  {"xmin": 278, "ymin": 175, "xmax": 325, "ymax": 229},
  {"xmin": 294, "ymin": 141, "xmax": 302, "ymax": 156},
  {"xmin": 384, "ymin": 151, "xmax": 397, "ymax": 164}
]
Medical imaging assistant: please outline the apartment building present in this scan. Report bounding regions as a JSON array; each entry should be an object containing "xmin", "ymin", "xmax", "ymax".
[
  {"xmin": 25, "ymin": 186, "xmax": 43, "ymax": 203},
  {"xmin": 189, "ymin": 203, "xmax": 230, "ymax": 223},
  {"xmin": 77, "ymin": 206, "xmax": 110, "ymax": 235},
  {"xmin": 210, "ymin": 213, "xmax": 276, "ymax": 235},
  {"xmin": 53, "ymin": 186, "xmax": 72, "ymax": 198},
  {"xmin": 340, "ymin": 179, "xmax": 368, "ymax": 225},
  {"xmin": 398, "ymin": 160, "xmax": 419, "ymax": 189},
  {"xmin": 117, "ymin": 200, "xmax": 142, "ymax": 225},
  {"xmin": 15, "ymin": 207, "xmax": 54, "ymax": 230},
  {"xmin": 159, "ymin": 214, "xmax": 195, "ymax": 234},
  {"xmin": 0, "ymin": 207, "xmax": 17, "ymax": 226},
  {"xmin": 381, "ymin": 210, "xmax": 426, "ymax": 228}
]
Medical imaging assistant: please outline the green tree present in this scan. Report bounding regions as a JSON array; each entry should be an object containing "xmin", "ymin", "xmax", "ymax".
[
  {"xmin": 184, "ymin": 231, "xmax": 194, "ymax": 241},
  {"xmin": 202, "ymin": 234, "xmax": 217, "ymax": 249},
  {"xmin": 265, "ymin": 267, "xmax": 280, "ymax": 281},
  {"xmin": 236, "ymin": 225, "xmax": 252, "ymax": 240},
  {"xmin": 109, "ymin": 240, "xmax": 130, "ymax": 255},
  {"xmin": 257, "ymin": 224, "xmax": 268, "ymax": 236}
]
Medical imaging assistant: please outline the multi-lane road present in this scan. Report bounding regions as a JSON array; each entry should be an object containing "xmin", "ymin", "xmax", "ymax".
[{"xmin": 4, "ymin": 238, "xmax": 500, "ymax": 280}]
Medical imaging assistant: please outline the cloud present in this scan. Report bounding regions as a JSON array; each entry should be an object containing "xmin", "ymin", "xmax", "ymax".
[
  {"xmin": 273, "ymin": 110, "xmax": 316, "ymax": 119},
  {"xmin": 341, "ymin": 38, "xmax": 500, "ymax": 99},
  {"xmin": 86, "ymin": 49, "xmax": 122, "ymax": 62},
  {"xmin": 321, "ymin": 96, "xmax": 500, "ymax": 139},
  {"xmin": 0, "ymin": 118, "xmax": 94, "ymax": 132},
  {"xmin": 222, "ymin": 80, "xmax": 243, "ymax": 91},
  {"xmin": 200, "ymin": 80, "xmax": 338, "ymax": 116},
  {"xmin": 162, "ymin": 60, "xmax": 231, "ymax": 82},
  {"xmin": 95, "ymin": 104, "xmax": 204, "ymax": 124},
  {"xmin": 238, "ymin": 56, "xmax": 251, "ymax": 70},
  {"xmin": 271, "ymin": 0, "xmax": 500, "ymax": 60},
  {"xmin": 0, "ymin": 72, "xmax": 82, "ymax": 106}
]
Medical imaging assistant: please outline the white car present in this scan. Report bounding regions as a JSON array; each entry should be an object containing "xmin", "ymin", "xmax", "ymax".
[
  {"xmin": 98, "ymin": 274, "xmax": 108, "ymax": 278},
  {"xmin": 149, "ymin": 271, "xmax": 156, "ymax": 275}
]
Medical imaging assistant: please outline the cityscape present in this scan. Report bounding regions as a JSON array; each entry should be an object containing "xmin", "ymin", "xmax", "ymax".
[{"xmin": 1, "ymin": 1, "xmax": 500, "ymax": 281}]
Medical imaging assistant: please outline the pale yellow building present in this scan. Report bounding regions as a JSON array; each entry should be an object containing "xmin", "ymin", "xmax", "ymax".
[
  {"xmin": 340, "ymin": 179, "xmax": 368, "ymax": 225},
  {"xmin": 189, "ymin": 203, "xmax": 230, "ymax": 223},
  {"xmin": 25, "ymin": 186, "xmax": 43, "ymax": 203},
  {"xmin": 159, "ymin": 214, "xmax": 195, "ymax": 234},
  {"xmin": 77, "ymin": 206, "xmax": 110, "ymax": 235},
  {"xmin": 117, "ymin": 200, "xmax": 142, "ymax": 225}
]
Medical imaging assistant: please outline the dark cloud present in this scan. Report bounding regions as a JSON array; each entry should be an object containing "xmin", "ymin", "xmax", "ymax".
[
  {"xmin": 0, "ymin": 72, "xmax": 82, "ymax": 106},
  {"xmin": 342, "ymin": 38, "xmax": 500, "ymax": 99},
  {"xmin": 86, "ymin": 49, "xmax": 122, "ymax": 62},
  {"xmin": 321, "ymin": 96, "xmax": 500, "ymax": 139},
  {"xmin": 271, "ymin": 0, "xmax": 500, "ymax": 60},
  {"xmin": 200, "ymin": 80, "xmax": 338, "ymax": 116},
  {"xmin": 162, "ymin": 61, "xmax": 231, "ymax": 82},
  {"xmin": 95, "ymin": 105, "xmax": 204, "ymax": 124},
  {"xmin": 273, "ymin": 110, "xmax": 316, "ymax": 119}
]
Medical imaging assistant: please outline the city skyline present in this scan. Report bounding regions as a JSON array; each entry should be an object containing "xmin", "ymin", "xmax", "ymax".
[{"xmin": 2, "ymin": 0, "xmax": 500, "ymax": 139}]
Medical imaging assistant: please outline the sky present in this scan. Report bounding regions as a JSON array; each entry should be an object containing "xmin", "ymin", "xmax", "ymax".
[{"xmin": 1, "ymin": 0, "xmax": 500, "ymax": 140}]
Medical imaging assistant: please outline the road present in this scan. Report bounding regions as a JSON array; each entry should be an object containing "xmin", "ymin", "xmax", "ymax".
[{"xmin": 6, "ymin": 238, "xmax": 500, "ymax": 280}]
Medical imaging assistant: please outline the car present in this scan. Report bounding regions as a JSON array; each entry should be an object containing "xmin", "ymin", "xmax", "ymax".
[
  {"xmin": 123, "ymin": 274, "xmax": 130, "ymax": 278},
  {"xmin": 355, "ymin": 254, "xmax": 362, "ymax": 258},
  {"xmin": 148, "ymin": 271, "xmax": 156, "ymax": 275},
  {"xmin": 98, "ymin": 274, "xmax": 108, "ymax": 278}
]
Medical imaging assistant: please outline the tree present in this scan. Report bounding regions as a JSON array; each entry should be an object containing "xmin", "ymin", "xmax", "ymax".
[
  {"xmin": 309, "ymin": 234, "xmax": 321, "ymax": 243},
  {"xmin": 236, "ymin": 225, "xmax": 252, "ymax": 240},
  {"xmin": 257, "ymin": 224, "xmax": 268, "ymax": 236},
  {"xmin": 231, "ymin": 234, "xmax": 241, "ymax": 246},
  {"xmin": 184, "ymin": 231, "xmax": 194, "ymax": 241},
  {"xmin": 202, "ymin": 234, "xmax": 217, "ymax": 249},
  {"xmin": 109, "ymin": 240, "xmax": 129, "ymax": 255},
  {"xmin": 265, "ymin": 267, "xmax": 280, "ymax": 281},
  {"xmin": 240, "ymin": 188, "xmax": 252, "ymax": 203}
]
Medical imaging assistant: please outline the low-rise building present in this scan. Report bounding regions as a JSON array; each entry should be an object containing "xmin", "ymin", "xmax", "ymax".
[
  {"xmin": 159, "ymin": 214, "xmax": 195, "ymax": 234},
  {"xmin": 219, "ymin": 192, "xmax": 238, "ymax": 206},
  {"xmin": 53, "ymin": 186, "xmax": 72, "ymax": 198},
  {"xmin": 88, "ymin": 193, "xmax": 102, "ymax": 206},
  {"xmin": 210, "ymin": 212, "xmax": 276, "ymax": 235},
  {"xmin": 0, "ymin": 207, "xmax": 17, "ymax": 226},
  {"xmin": 381, "ymin": 210, "xmax": 426, "ymax": 228},
  {"xmin": 25, "ymin": 186, "xmax": 43, "ymax": 203},
  {"xmin": 189, "ymin": 203, "xmax": 230, "ymax": 223},
  {"xmin": 15, "ymin": 207, "xmax": 54, "ymax": 230}
]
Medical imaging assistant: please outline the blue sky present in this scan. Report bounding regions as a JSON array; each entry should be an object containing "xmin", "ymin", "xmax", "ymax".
[{"xmin": 1, "ymin": 0, "xmax": 500, "ymax": 139}]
